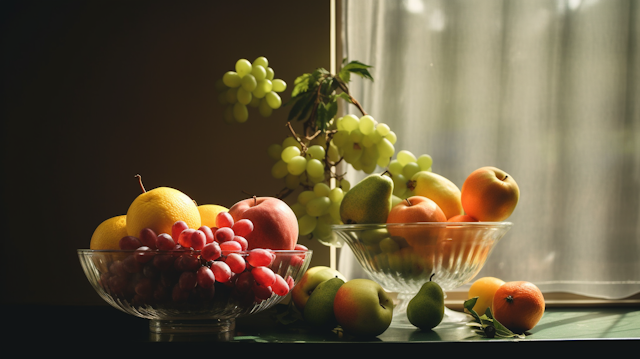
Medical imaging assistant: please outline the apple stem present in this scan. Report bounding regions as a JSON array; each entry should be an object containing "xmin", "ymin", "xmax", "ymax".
[
  {"xmin": 253, "ymin": 195, "xmax": 257, "ymax": 206},
  {"xmin": 135, "ymin": 174, "xmax": 146, "ymax": 193},
  {"xmin": 405, "ymin": 198, "xmax": 412, "ymax": 206}
]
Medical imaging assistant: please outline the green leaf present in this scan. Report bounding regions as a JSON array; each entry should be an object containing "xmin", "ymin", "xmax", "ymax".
[
  {"xmin": 338, "ymin": 68, "xmax": 351, "ymax": 83},
  {"xmin": 463, "ymin": 297, "xmax": 525, "ymax": 339},
  {"xmin": 316, "ymin": 101, "xmax": 338, "ymax": 132},
  {"xmin": 292, "ymin": 73, "xmax": 313, "ymax": 98},
  {"xmin": 336, "ymin": 92, "xmax": 353, "ymax": 103},
  {"xmin": 287, "ymin": 91, "xmax": 315, "ymax": 122},
  {"xmin": 341, "ymin": 60, "xmax": 374, "ymax": 82}
]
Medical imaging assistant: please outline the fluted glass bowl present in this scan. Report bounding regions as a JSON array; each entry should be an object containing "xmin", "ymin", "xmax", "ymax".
[
  {"xmin": 78, "ymin": 248, "xmax": 312, "ymax": 341},
  {"xmin": 331, "ymin": 222, "xmax": 511, "ymax": 329}
]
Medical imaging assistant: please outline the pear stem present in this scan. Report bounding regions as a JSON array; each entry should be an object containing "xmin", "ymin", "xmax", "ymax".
[
  {"xmin": 135, "ymin": 174, "xmax": 146, "ymax": 193},
  {"xmin": 430, "ymin": 273, "xmax": 435, "ymax": 282}
]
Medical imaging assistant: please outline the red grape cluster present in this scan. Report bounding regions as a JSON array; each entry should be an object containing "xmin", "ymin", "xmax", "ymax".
[{"xmin": 98, "ymin": 212, "xmax": 307, "ymax": 309}]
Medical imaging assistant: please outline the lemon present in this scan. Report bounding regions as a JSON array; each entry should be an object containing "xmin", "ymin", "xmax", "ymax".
[
  {"xmin": 197, "ymin": 204, "xmax": 229, "ymax": 227},
  {"xmin": 126, "ymin": 186, "xmax": 201, "ymax": 238},
  {"xmin": 89, "ymin": 215, "xmax": 128, "ymax": 250},
  {"xmin": 467, "ymin": 276, "xmax": 506, "ymax": 315}
]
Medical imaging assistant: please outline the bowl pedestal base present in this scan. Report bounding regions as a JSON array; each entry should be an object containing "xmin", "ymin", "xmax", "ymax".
[{"xmin": 148, "ymin": 318, "xmax": 235, "ymax": 341}]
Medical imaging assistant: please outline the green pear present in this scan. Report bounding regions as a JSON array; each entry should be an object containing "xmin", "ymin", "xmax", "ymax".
[
  {"xmin": 409, "ymin": 171, "xmax": 463, "ymax": 219},
  {"xmin": 340, "ymin": 173, "xmax": 394, "ymax": 224},
  {"xmin": 406, "ymin": 275, "xmax": 445, "ymax": 330},
  {"xmin": 303, "ymin": 277, "xmax": 345, "ymax": 330}
]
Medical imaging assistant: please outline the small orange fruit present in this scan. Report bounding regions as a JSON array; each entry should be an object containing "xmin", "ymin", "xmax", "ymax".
[
  {"xmin": 492, "ymin": 281, "xmax": 545, "ymax": 333},
  {"xmin": 467, "ymin": 276, "xmax": 505, "ymax": 315},
  {"xmin": 197, "ymin": 204, "xmax": 229, "ymax": 227},
  {"xmin": 89, "ymin": 215, "xmax": 128, "ymax": 249}
]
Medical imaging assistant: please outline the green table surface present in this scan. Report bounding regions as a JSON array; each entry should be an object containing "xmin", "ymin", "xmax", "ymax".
[
  {"xmin": 8, "ymin": 304, "xmax": 639, "ymax": 351},
  {"xmin": 233, "ymin": 305, "xmax": 640, "ymax": 343}
]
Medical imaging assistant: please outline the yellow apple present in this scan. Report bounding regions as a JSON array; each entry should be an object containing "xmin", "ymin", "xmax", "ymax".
[{"xmin": 409, "ymin": 171, "xmax": 463, "ymax": 219}]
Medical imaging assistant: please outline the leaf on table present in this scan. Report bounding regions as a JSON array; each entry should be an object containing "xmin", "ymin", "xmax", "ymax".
[{"xmin": 463, "ymin": 297, "xmax": 525, "ymax": 339}]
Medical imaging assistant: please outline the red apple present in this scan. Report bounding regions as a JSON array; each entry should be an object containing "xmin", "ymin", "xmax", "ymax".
[
  {"xmin": 461, "ymin": 166, "xmax": 520, "ymax": 222},
  {"xmin": 228, "ymin": 196, "xmax": 298, "ymax": 250},
  {"xmin": 387, "ymin": 196, "xmax": 447, "ymax": 223},
  {"xmin": 386, "ymin": 196, "xmax": 446, "ymax": 247},
  {"xmin": 333, "ymin": 278, "xmax": 394, "ymax": 337}
]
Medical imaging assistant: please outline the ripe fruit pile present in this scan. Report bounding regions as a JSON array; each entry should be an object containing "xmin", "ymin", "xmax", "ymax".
[
  {"xmin": 98, "ymin": 212, "xmax": 307, "ymax": 309},
  {"xmin": 89, "ymin": 176, "xmax": 307, "ymax": 311}
]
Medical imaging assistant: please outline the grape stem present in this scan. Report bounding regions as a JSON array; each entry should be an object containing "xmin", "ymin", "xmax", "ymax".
[
  {"xmin": 275, "ymin": 187, "xmax": 294, "ymax": 200},
  {"xmin": 335, "ymin": 77, "xmax": 367, "ymax": 116},
  {"xmin": 286, "ymin": 122, "xmax": 309, "ymax": 154},
  {"xmin": 276, "ymin": 68, "xmax": 370, "ymax": 201}
]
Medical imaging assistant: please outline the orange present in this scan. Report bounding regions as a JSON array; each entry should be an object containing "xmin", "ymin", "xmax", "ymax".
[
  {"xmin": 126, "ymin": 186, "xmax": 201, "ymax": 238},
  {"xmin": 492, "ymin": 281, "xmax": 545, "ymax": 333},
  {"xmin": 467, "ymin": 276, "xmax": 505, "ymax": 315},
  {"xmin": 89, "ymin": 215, "xmax": 128, "ymax": 249},
  {"xmin": 197, "ymin": 204, "xmax": 229, "ymax": 227}
]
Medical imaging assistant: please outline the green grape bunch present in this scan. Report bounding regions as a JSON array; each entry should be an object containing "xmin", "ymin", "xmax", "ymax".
[
  {"xmin": 216, "ymin": 57, "xmax": 435, "ymax": 246},
  {"xmin": 216, "ymin": 56, "xmax": 287, "ymax": 123},
  {"xmin": 267, "ymin": 132, "xmax": 352, "ymax": 246},
  {"xmin": 388, "ymin": 149, "xmax": 433, "ymax": 201}
]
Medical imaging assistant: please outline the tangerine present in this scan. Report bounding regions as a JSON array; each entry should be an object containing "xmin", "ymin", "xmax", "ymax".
[
  {"xmin": 467, "ymin": 276, "xmax": 505, "ymax": 315},
  {"xmin": 89, "ymin": 215, "xmax": 128, "ymax": 249},
  {"xmin": 197, "ymin": 204, "xmax": 229, "ymax": 227},
  {"xmin": 492, "ymin": 281, "xmax": 545, "ymax": 333}
]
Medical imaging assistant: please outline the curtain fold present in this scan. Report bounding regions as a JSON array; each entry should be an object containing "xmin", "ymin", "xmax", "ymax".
[{"xmin": 338, "ymin": 0, "xmax": 639, "ymax": 299}]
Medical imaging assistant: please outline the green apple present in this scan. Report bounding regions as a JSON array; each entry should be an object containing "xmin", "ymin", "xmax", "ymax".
[
  {"xmin": 333, "ymin": 278, "xmax": 394, "ymax": 337},
  {"xmin": 291, "ymin": 266, "xmax": 346, "ymax": 312},
  {"xmin": 303, "ymin": 277, "xmax": 345, "ymax": 330}
]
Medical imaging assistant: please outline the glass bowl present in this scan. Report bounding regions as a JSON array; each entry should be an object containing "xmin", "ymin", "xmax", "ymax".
[
  {"xmin": 78, "ymin": 248, "xmax": 312, "ymax": 341},
  {"xmin": 331, "ymin": 222, "xmax": 512, "ymax": 329}
]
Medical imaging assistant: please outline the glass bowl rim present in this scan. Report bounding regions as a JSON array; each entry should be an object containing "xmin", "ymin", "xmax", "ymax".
[
  {"xmin": 77, "ymin": 248, "xmax": 313, "ymax": 254},
  {"xmin": 331, "ymin": 221, "xmax": 513, "ymax": 230}
]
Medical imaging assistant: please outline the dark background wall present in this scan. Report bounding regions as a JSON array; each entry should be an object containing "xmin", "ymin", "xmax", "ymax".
[{"xmin": 1, "ymin": 0, "xmax": 332, "ymax": 306}]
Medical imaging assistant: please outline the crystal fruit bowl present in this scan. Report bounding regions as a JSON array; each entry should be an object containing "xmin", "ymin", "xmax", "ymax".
[
  {"xmin": 78, "ymin": 248, "xmax": 312, "ymax": 341},
  {"xmin": 331, "ymin": 222, "xmax": 512, "ymax": 329}
]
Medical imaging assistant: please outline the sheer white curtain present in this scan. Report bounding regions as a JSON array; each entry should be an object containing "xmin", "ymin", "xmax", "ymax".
[{"xmin": 337, "ymin": 0, "xmax": 640, "ymax": 299}]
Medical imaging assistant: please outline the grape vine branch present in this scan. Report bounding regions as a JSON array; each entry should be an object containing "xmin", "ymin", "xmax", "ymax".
[{"xmin": 274, "ymin": 59, "xmax": 374, "ymax": 200}]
